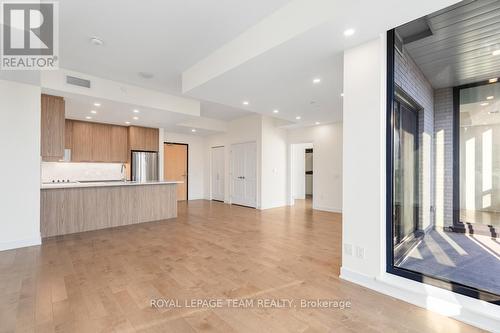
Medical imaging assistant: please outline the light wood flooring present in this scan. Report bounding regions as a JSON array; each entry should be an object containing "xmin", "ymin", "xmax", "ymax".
[{"xmin": 0, "ymin": 200, "xmax": 483, "ymax": 332}]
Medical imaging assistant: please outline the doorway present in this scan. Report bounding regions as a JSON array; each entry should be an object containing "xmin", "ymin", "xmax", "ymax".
[
  {"xmin": 290, "ymin": 143, "xmax": 314, "ymax": 206},
  {"xmin": 230, "ymin": 142, "xmax": 257, "ymax": 208},
  {"xmin": 211, "ymin": 146, "xmax": 225, "ymax": 202},
  {"xmin": 392, "ymin": 97, "xmax": 420, "ymax": 261},
  {"xmin": 164, "ymin": 142, "xmax": 188, "ymax": 201}
]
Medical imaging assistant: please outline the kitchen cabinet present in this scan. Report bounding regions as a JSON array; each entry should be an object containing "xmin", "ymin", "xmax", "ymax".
[
  {"xmin": 41, "ymin": 94, "xmax": 65, "ymax": 160},
  {"xmin": 71, "ymin": 121, "xmax": 93, "ymax": 162},
  {"xmin": 65, "ymin": 120, "xmax": 73, "ymax": 149},
  {"xmin": 110, "ymin": 125, "xmax": 128, "ymax": 162},
  {"xmin": 128, "ymin": 126, "xmax": 159, "ymax": 152},
  {"xmin": 91, "ymin": 123, "xmax": 112, "ymax": 161},
  {"xmin": 70, "ymin": 120, "xmax": 128, "ymax": 163}
]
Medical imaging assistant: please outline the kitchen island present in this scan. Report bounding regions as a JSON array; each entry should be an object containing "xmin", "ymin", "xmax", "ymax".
[{"xmin": 41, "ymin": 181, "xmax": 179, "ymax": 237}]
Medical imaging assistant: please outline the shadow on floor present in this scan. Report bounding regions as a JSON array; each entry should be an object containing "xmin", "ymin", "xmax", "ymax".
[{"xmin": 399, "ymin": 229, "xmax": 500, "ymax": 295}]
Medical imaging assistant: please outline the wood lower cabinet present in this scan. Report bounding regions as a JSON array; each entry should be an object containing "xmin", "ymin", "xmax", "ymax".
[
  {"xmin": 128, "ymin": 126, "xmax": 159, "ymax": 152},
  {"xmin": 41, "ymin": 94, "xmax": 65, "ymax": 160},
  {"xmin": 69, "ymin": 120, "xmax": 129, "ymax": 163}
]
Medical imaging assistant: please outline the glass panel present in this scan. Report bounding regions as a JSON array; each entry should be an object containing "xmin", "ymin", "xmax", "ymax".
[{"xmin": 459, "ymin": 82, "xmax": 500, "ymax": 230}]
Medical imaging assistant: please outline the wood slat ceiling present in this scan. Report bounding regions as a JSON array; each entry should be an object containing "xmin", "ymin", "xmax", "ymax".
[{"xmin": 401, "ymin": 0, "xmax": 500, "ymax": 88}]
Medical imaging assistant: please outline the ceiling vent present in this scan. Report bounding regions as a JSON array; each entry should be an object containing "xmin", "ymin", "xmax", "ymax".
[
  {"xmin": 66, "ymin": 75, "xmax": 91, "ymax": 88},
  {"xmin": 396, "ymin": 17, "xmax": 433, "ymax": 45}
]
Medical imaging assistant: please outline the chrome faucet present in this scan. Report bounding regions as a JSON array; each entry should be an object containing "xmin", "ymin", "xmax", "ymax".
[{"xmin": 121, "ymin": 163, "xmax": 126, "ymax": 181}]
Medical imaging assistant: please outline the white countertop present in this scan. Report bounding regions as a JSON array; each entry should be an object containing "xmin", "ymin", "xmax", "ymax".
[{"xmin": 41, "ymin": 180, "xmax": 182, "ymax": 190}]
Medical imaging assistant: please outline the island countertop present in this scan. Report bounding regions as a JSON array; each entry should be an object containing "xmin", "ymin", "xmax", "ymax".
[{"xmin": 41, "ymin": 180, "xmax": 182, "ymax": 190}]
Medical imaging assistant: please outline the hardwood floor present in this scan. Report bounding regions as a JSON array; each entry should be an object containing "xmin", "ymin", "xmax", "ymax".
[{"xmin": 0, "ymin": 200, "xmax": 482, "ymax": 332}]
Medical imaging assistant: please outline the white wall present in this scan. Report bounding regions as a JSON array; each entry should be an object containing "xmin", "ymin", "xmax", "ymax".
[
  {"xmin": 0, "ymin": 80, "xmax": 41, "ymax": 251},
  {"xmin": 162, "ymin": 131, "xmax": 205, "ymax": 200},
  {"xmin": 261, "ymin": 116, "xmax": 288, "ymax": 209},
  {"xmin": 342, "ymin": 36, "xmax": 386, "ymax": 278},
  {"xmin": 288, "ymin": 123, "xmax": 343, "ymax": 212},
  {"xmin": 204, "ymin": 114, "xmax": 262, "ymax": 206}
]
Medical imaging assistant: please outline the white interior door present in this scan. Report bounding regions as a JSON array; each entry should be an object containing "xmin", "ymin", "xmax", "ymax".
[
  {"xmin": 231, "ymin": 142, "xmax": 256, "ymax": 208},
  {"xmin": 211, "ymin": 146, "xmax": 225, "ymax": 201}
]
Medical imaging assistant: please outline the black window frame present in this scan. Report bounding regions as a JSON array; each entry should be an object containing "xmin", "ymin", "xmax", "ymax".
[{"xmin": 386, "ymin": 29, "xmax": 500, "ymax": 305}]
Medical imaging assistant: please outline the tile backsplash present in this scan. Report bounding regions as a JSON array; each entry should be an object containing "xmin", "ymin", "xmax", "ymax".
[{"xmin": 41, "ymin": 162, "xmax": 124, "ymax": 183}]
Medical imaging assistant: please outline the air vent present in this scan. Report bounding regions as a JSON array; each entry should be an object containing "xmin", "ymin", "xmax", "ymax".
[{"xmin": 66, "ymin": 76, "xmax": 91, "ymax": 88}]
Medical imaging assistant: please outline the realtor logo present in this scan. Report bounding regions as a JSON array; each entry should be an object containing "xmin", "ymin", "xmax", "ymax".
[{"xmin": 1, "ymin": 1, "xmax": 58, "ymax": 70}]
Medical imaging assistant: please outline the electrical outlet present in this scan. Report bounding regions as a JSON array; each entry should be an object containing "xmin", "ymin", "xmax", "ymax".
[
  {"xmin": 355, "ymin": 246, "xmax": 364, "ymax": 259},
  {"xmin": 343, "ymin": 243, "xmax": 352, "ymax": 256}
]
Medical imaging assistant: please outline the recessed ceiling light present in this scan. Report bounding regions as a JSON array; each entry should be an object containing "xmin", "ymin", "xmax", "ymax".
[
  {"xmin": 191, "ymin": 129, "xmax": 197, "ymax": 133},
  {"xmin": 489, "ymin": 78, "xmax": 498, "ymax": 83},
  {"xmin": 344, "ymin": 28, "xmax": 355, "ymax": 37},
  {"xmin": 138, "ymin": 72, "xmax": 154, "ymax": 79},
  {"xmin": 340, "ymin": 93, "xmax": 344, "ymax": 97},
  {"xmin": 85, "ymin": 116, "xmax": 92, "ymax": 120},
  {"xmin": 90, "ymin": 37, "xmax": 104, "ymax": 46},
  {"xmin": 273, "ymin": 109, "xmax": 279, "ymax": 114},
  {"xmin": 93, "ymin": 102, "xmax": 101, "ymax": 107},
  {"xmin": 493, "ymin": 50, "xmax": 500, "ymax": 56},
  {"xmin": 296, "ymin": 116, "xmax": 301, "ymax": 120},
  {"xmin": 487, "ymin": 96, "xmax": 494, "ymax": 100},
  {"xmin": 313, "ymin": 78, "xmax": 321, "ymax": 84},
  {"xmin": 133, "ymin": 116, "xmax": 139, "ymax": 120},
  {"xmin": 90, "ymin": 110, "xmax": 97, "ymax": 114},
  {"xmin": 480, "ymin": 102, "xmax": 489, "ymax": 106},
  {"xmin": 242, "ymin": 101, "xmax": 249, "ymax": 105},
  {"xmin": 133, "ymin": 109, "xmax": 140, "ymax": 113},
  {"xmin": 125, "ymin": 121, "xmax": 131, "ymax": 125},
  {"xmin": 315, "ymin": 121, "xmax": 321, "ymax": 125}
]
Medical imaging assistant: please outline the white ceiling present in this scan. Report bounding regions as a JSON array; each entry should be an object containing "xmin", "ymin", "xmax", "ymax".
[
  {"xmin": 53, "ymin": 91, "xmax": 223, "ymax": 136},
  {"xmin": 402, "ymin": 0, "xmax": 500, "ymax": 88},
  {"xmin": 59, "ymin": 0, "xmax": 291, "ymax": 94}
]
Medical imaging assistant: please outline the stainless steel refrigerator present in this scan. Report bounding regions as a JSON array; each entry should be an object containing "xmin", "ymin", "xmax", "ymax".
[{"xmin": 131, "ymin": 151, "xmax": 158, "ymax": 182}]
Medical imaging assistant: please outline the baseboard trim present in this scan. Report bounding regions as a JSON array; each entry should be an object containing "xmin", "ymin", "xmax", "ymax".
[
  {"xmin": 0, "ymin": 235, "xmax": 41, "ymax": 252},
  {"xmin": 312, "ymin": 205, "xmax": 342, "ymax": 213},
  {"xmin": 340, "ymin": 267, "xmax": 500, "ymax": 332}
]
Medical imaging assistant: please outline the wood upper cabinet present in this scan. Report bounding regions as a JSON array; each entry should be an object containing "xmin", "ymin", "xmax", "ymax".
[
  {"xmin": 70, "ymin": 120, "xmax": 128, "ymax": 163},
  {"xmin": 71, "ymin": 121, "xmax": 92, "ymax": 162},
  {"xmin": 65, "ymin": 120, "xmax": 73, "ymax": 149},
  {"xmin": 110, "ymin": 126, "xmax": 128, "ymax": 162},
  {"xmin": 41, "ymin": 94, "xmax": 65, "ymax": 160},
  {"xmin": 128, "ymin": 126, "xmax": 159, "ymax": 152}
]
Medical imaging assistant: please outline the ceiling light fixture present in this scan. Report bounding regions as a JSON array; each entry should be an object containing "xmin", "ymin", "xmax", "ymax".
[
  {"xmin": 489, "ymin": 78, "xmax": 498, "ymax": 83},
  {"xmin": 133, "ymin": 109, "xmax": 140, "ymax": 113},
  {"xmin": 273, "ymin": 109, "xmax": 279, "ymax": 114},
  {"xmin": 90, "ymin": 110, "xmax": 97, "ymax": 114},
  {"xmin": 344, "ymin": 28, "xmax": 355, "ymax": 37},
  {"xmin": 480, "ymin": 102, "xmax": 489, "ymax": 106},
  {"xmin": 296, "ymin": 116, "xmax": 301, "ymax": 120},
  {"xmin": 191, "ymin": 129, "xmax": 197, "ymax": 133},
  {"xmin": 487, "ymin": 96, "xmax": 494, "ymax": 100},
  {"xmin": 340, "ymin": 93, "xmax": 344, "ymax": 97},
  {"xmin": 85, "ymin": 116, "xmax": 92, "ymax": 120},
  {"xmin": 242, "ymin": 101, "xmax": 249, "ymax": 105},
  {"xmin": 133, "ymin": 116, "xmax": 139, "ymax": 120},
  {"xmin": 493, "ymin": 50, "xmax": 500, "ymax": 56},
  {"xmin": 90, "ymin": 37, "xmax": 104, "ymax": 46},
  {"xmin": 313, "ymin": 78, "xmax": 321, "ymax": 84},
  {"xmin": 315, "ymin": 121, "xmax": 321, "ymax": 125},
  {"xmin": 94, "ymin": 102, "xmax": 101, "ymax": 107},
  {"xmin": 125, "ymin": 121, "xmax": 131, "ymax": 125}
]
